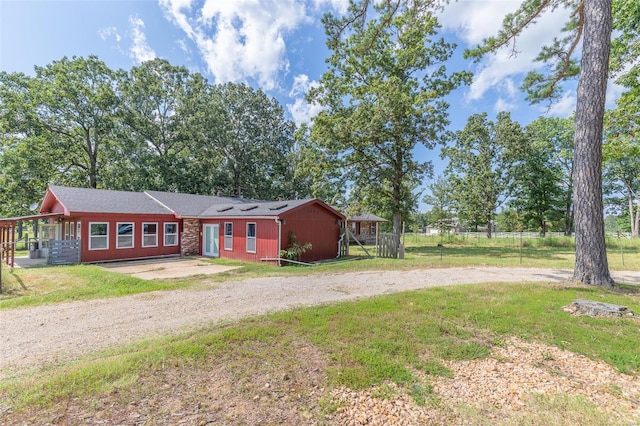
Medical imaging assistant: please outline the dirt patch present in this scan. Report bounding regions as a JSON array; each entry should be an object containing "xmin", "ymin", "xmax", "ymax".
[
  {"xmin": 99, "ymin": 257, "xmax": 240, "ymax": 280},
  {"xmin": 3, "ymin": 337, "xmax": 638, "ymax": 425},
  {"xmin": 329, "ymin": 337, "xmax": 640, "ymax": 425}
]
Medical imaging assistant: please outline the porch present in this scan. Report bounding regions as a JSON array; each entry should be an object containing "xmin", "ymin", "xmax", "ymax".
[{"xmin": 1, "ymin": 213, "xmax": 80, "ymax": 268}]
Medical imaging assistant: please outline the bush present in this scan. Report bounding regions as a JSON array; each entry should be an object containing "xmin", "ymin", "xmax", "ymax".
[{"xmin": 279, "ymin": 232, "xmax": 312, "ymax": 262}]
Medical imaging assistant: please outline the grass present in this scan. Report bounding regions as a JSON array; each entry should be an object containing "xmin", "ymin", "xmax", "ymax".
[
  {"xmin": 0, "ymin": 264, "xmax": 196, "ymax": 309},
  {"xmin": 2, "ymin": 281, "xmax": 638, "ymax": 418},
  {"xmin": 1, "ymin": 235, "xmax": 638, "ymax": 309}
]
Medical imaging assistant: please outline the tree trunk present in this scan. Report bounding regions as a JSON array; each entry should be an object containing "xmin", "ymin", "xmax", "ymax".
[
  {"xmin": 486, "ymin": 214, "xmax": 492, "ymax": 239},
  {"xmin": 564, "ymin": 170, "xmax": 574, "ymax": 236},
  {"xmin": 629, "ymin": 194, "xmax": 635, "ymax": 237},
  {"xmin": 572, "ymin": 0, "xmax": 614, "ymax": 286},
  {"xmin": 630, "ymin": 194, "xmax": 639, "ymax": 238},
  {"xmin": 393, "ymin": 211, "xmax": 401, "ymax": 259}
]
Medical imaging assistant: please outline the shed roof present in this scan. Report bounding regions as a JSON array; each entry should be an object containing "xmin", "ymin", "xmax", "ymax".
[{"xmin": 349, "ymin": 213, "xmax": 388, "ymax": 222}]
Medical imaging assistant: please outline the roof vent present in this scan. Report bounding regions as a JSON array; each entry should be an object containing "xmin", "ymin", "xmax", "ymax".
[
  {"xmin": 269, "ymin": 203, "xmax": 288, "ymax": 210},
  {"xmin": 239, "ymin": 204, "xmax": 258, "ymax": 211},
  {"xmin": 216, "ymin": 206, "xmax": 233, "ymax": 212}
]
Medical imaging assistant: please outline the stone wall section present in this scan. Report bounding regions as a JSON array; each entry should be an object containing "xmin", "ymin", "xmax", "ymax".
[{"xmin": 181, "ymin": 219, "xmax": 200, "ymax": 256}]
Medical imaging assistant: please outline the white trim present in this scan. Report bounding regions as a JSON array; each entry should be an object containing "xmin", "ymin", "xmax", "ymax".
[
  {"xmin": 246, "ymin": 222, "xmax": 256, "ymax": 253},
  {"xmin": 142, "ymin": 222, "xmax": 158, "ymax": 247},
  {"xmin": 224, "ymin": 222, "xmax": 233, "ymax": 251},
  {"xmin": 202, "ymin": 223, "xmax": 220, "ymax": 257},
  {"xmin": 116, "ymin": 222, "xmax": 135, "ymax": 249},
  {"xmin": 89, "ymin": 222, "xmax": 109, "ymax": 251},
  {"xmin": 164, "ymin": 222, "xmax": 179, "ymax": 246}
]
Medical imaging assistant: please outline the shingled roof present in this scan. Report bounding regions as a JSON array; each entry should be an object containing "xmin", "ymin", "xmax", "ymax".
[
  {"xmin": 44, "ymin": 186, "xmax": 173, "ymax": 215},
  {"xmin": 199, "ymin": 198, "xmax": 314, "ymax": 218},
  {"xmin": 144, "ymin": 190, "xmax": 247, "ymax": 217},
  {"xmin": 41, "ymin": 186, "xmax": 343, "ymax": 220},
  {"xmin": 349, "ymin": 213, "xmax": 388, "ymax": 222}
]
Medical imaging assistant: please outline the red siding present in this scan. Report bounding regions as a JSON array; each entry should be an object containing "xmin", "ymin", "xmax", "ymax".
[
  {"xmin": 281, "ymin": 204, "xmax": 342, "ymax": 262},
  {"xmin": 201, "ymin": 218, "xmax": 280, "ymax": 262},
  {"xmin": 76, "ymin": 213, "xmax": 181, "ymax": 262}
]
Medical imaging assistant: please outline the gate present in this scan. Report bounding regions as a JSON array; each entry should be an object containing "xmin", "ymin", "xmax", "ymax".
[{"xmin": 376, "ymin": 233, "xmax": 404, "ymax": 259}]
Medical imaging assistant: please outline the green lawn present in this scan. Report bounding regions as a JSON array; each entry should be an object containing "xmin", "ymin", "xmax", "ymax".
[
  {"xmin": 2, "ymin": 280, "xmax": 638, "ymax": 424},
  {"xmin": 1, "ymin": 236, "xmax": 638, "ymax": 309}
]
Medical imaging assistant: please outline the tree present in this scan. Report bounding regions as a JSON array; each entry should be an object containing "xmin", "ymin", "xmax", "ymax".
[
  {"xmin": 423, "ymin": 176, "xmax": 454, "ymax": 234},
  {"xmin": 510, "ymin": 117, "xmax": 575, "ymax": 235},
  {"xmin": 603, "ymin": 97, "xmax": 640, "ymax": 237},
  {"xmin": 117, "ymin": 59, "xmax": 218, "ymax": 193},
  {"xmin": 442, "ymin": 112, "xmax": 524, "ymax": 238},
  {"xmin": 495, "ymin": 209, "xmax": 524, "ymax": 233},
  {"xmin": 31, "ymin": 56, "xmax": 121, "ymax": 189},
  {"xmin": 309, "ymin": 3, "xmax": 470, "ymax": 256},
  {"xmin": 465, "ymin": 0, "xmax": 619, "ymax": 286},
  {"xmin": 0, "ymin": 72, "xmax": 54, "ymax": 217},
  {"xmin": 213, "ymin": 83, "xmax": 296, "ymax": 199}
]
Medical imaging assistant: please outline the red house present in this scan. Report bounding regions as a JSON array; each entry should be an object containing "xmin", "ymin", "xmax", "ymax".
[{"xmin": 0, "ymin": 186, "xmax": 346, "ymax": 266}]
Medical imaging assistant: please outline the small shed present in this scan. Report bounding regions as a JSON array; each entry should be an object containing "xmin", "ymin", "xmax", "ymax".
[{"xmin": 348, "ymin": 213, "xmax": 388, "ymax": 245}]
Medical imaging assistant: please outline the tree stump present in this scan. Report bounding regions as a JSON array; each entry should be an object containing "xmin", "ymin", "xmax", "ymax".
[{"xmin": 565, "ymin": 299, "xmax": 635, "ymax": 318}]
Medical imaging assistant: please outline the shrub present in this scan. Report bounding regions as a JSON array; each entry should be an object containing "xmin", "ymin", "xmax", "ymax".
[{"xmin": 279, "ymin": 232, "xmax": 312, "ymax": 262}]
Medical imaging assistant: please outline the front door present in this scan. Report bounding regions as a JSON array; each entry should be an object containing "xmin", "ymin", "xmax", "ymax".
[{"xmin": 203, "ymin": 224, "xmax": 219, "ymax": 257}]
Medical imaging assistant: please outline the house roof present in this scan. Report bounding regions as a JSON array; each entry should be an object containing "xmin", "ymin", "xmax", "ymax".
[
  {"xmin": 42, "ymin": 186, "xmax": 173, "ymax": 215},
  {"xmin": 198, "ymin": 198, "xmax": 315, "ymax": 218},
  {"xmin": 38, "ymin": 186, "xmax": 345, "ymax": 221},
  {"xmin": 144, "ymin": 190, "xmax": 247, "ymax": 217},
  {"xmin": 349, "ymin": 213, "xmax": 388, "ymax": 222}
]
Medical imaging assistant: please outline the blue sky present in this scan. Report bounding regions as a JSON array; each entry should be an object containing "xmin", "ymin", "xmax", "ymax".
[{"xmin": 0, "ymin": 0, "xmax": 624, "ymax": 207}]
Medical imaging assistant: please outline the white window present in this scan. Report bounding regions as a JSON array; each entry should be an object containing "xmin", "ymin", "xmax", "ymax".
[
  {"xmin": 142, "ymin": 223, "xmax": 158, "ymax": 247},
  {"xmin": 89, "ymin": 222, "xmax": 108, "ymax": 250},
  {"xmin": 224, "ymin": 222, "xmax": 233, "ymax": 250},
  {"xmin": 246, "ymin": 223, "xmax": 256, "ymax": 253},
  {"xmin": 164, "ymin": 223, "xmax": 178, "ymax": 246},
  {"xmin": 117, "ymin": 223, "xmax": 134, "ymax": 249}
]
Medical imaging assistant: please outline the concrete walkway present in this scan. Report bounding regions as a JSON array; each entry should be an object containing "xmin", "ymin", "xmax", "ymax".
[{"xmin": 98, "ymin": 257, "xmax": 240, "ymax": 279}]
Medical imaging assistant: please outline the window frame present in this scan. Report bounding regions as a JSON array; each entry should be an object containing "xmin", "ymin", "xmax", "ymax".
[
  {"xmin": 142, "ymin": 222, "xmax": 158, "ymax": 248},
  {"xmin": 89, "ymin": 222, "xmax": 109, "ymax": 251},
  {"xmin": 246, "ymin": 222, "xmax": 256, "ymax": 253},
  {"xmin": 224, "ymin": 222, "xmax": 233, "ymax": 251},
  {"xmin": 116, "ymin": 222, "xmax": 134, "ymax": 249},
  {"xmin": 164, "ymin": 222, "xmax": 179, "ymax": 247}
]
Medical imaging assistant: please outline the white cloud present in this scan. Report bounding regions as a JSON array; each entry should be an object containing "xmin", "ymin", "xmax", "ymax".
[
  {"xmin": 176, "ymin": 38, "xmax": 190, "ymax": 54},
  {"xmin": 313, "ymin": 0, "xmax": 349, "ymax": 14},
  {"xmin": 605, "ymin": 80, "xmax": 626, "ymax": 108},
  {"xmin": 439, "ymin": 1, "xmax": 573, "ymax": 103},
  {"xmin": 288, "ymin": 97, "xmax": 324, "ymax": 124},
  {"xmin": 98, "ymin": 26, "xmax": 121, "ymax": 42},
  {"xmin": 129, "ymin": 17, "xmax": 156, "ymax": 64},
  {"xmin": 438, "ymin": 0, "xmax": 523, "ymax": 46},
  {"xmin": 289, "ymin": 74, "xmax": 317, "ymax": 97},
  {"xmin": 546, "ymin": 90, "xmax": 576, "ymax": 117},
  {"xmin": 494, "ymin": 97, "xmax": 517, "ymax": 113},
  {"xmin": 286, "ymin": 74, "xmax": 323, "ymax": 124},
  {"xmin": 159, "ymin": 0, "xmax": 307, "ymax": 90}
]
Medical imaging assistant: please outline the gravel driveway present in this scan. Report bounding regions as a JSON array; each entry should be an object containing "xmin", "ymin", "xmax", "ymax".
[{"xmin": 2, "ymin": 267, "xmax": 638, "ymax": 379}]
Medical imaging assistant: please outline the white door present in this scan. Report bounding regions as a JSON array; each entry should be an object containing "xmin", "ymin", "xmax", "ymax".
[{"xmin": 203, "ymin": 224, "xmax": 219, "ymax": 257}]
